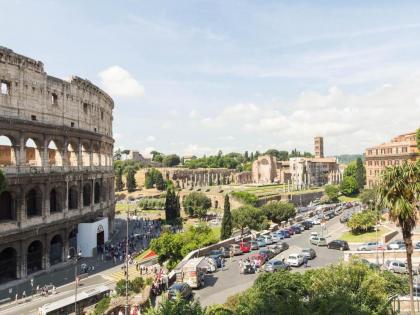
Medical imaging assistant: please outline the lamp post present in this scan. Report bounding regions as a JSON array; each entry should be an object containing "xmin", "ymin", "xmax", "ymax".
[
  {"xmin": 125, "ymin": 200, "xmax": 129, "ymax": 315},
  {"xmin": 68, "ymin": 247, "xmax": 82, "ymax": 315}
]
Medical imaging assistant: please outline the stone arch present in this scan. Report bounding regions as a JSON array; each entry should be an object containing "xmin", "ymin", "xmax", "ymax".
[
  {"xmin": 68, "ymin": 229, "xmax": 78, "ymax": 258},
  {"xmin": 68, "ymin": 185, "xmax": 79, "ymax": 210},
  {"xmin": 81, "ymin": 143, "xmax": 90, "ymax": 167},
  {"xmin": 0, "ymin": 191, "xmax": 16, "ymax": 221},
  {"xmin": 83, "ymin": 183, "xmax": 92, "ymax": 207},
  {"xmin": 26, "ymin": 187, "xmax": 42, "ymax": 217},
  {"xmin": 0, "ymin": 247, "xmax": 18, "ymax": 283},
  {"xmin": 94, "ymin": 181, "xmax": 101, "ymax": 204},
  {"xmin": 25, "ymin": 137, "xmax": 42, "ymax": 166},
  {"xmin": 49, "ymin": 187, "xmax": 62, "ymax": 213},
  {"xmin": 47, "ymin": 140, "xmax": 63, "ymax": 166},
  {"xmin": 0, "ymin": 135, "xmax": 17, "ymax": 166},
  {"xmin": 92, "ymin": 143, "xmax": 100, "ymax": 166},
  {"xmin": 49, "ymin": 234, "xmax": 63, "ymax": 265},
  {"xmin": 67, "ymin": 142, "xmax": 78, "ymax": 167},
  {"xmin": 27, "ymin": 240, "xmax": 43, "ymax": 274}
]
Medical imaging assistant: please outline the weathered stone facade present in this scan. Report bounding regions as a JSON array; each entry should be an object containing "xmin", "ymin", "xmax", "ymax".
[{"xmin": 0, "ymin": 47, "xmax": 115, "ymax": 285}]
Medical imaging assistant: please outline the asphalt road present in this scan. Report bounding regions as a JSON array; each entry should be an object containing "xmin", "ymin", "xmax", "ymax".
[{"xmin": 196, "ymin": 214, "xmax": 346, "ymax": 307}]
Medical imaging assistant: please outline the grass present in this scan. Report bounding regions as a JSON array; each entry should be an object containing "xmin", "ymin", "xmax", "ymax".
[
  {"xmin": 338, "ymin": 195, "xmax": 361, "ymax": 202},
  {"xmin": 340, "ymin": 227, "xmax": 390, "ymax": 243},
  {"xmin": 211, "ymin": 226, "xmax": 221, "ymax": 239}
]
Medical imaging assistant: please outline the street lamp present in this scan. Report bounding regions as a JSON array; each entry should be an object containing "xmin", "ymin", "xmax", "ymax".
[
  {"xmin": 125, "ymin": 200, "xmax": 130, "ymax": 315},
  {"xmin": 68, "ymin": 247, "xmax": 82, "ymax": 315}
]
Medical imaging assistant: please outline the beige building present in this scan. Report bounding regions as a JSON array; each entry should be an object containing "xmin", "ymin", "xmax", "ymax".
[{"xmin": 365, "ymin": 131, "xmax": 418, "ymax": 188}]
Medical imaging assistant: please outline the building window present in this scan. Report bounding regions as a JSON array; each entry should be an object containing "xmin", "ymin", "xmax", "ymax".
[
  {"xmin": 1, "ymin": 81, "xmax": 10, "ymax": 95},
  {"xmin": 51, "ymin": 93, "xmax": 58, "ymax": 105},
  {"xmin": 368, "ymin": 150, "xmax": 372, "ymax": 155},
  {"xmin": 368, "ymin": 161, "xmax": 372, "ymax": 166},
  {"xmin": 31, "ymin": 115, "xmax": 37, "ymax": 121},
  {"xmin": 101, "ymin": 111, "xmax": 104, "ymax": 120},
  {"xmin": 402, "ymin": 147, "xmax": 407, "ymax": 153},
  {"xmin": 388, "ymin": 148, "xmax": 392, "ymax": 154},
  {"xmin": 83, "ymin": 103, "xmax": 88, "ymax": 114},
  {"xmin": 381, "ymin": 160, "xmax": 385, "ymax": 166},
  {"xmin": 70, "ymin": 122, "xmax": 75, "ymax": 127}
]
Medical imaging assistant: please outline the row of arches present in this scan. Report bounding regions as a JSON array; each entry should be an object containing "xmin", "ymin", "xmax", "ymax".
[
  {"xmin": 0, "ymin": 135, "xmax": 113, "ymax": 168},
  {"xmin": 0, "ymin": 182, "xmax": 107, "ymax": 221},
  {"xmin": 0, "ymin": 230, "xmax": 78, "ymax": 283}
]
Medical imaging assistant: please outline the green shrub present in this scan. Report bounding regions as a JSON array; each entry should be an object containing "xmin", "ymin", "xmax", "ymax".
[
  {"xmin": 231, "ymin": 191, "xmax": 258, "ymax": 206},
  {"xmin": 131, "ymin": 277, "xmax": 145, "ymax": 293},
  {"xmin": 94, "ymin": 296, "xmax": 110, "ymax": 315}
]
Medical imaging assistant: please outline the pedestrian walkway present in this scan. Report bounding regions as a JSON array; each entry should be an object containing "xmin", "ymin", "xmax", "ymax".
[{"xmin": 102, "ymin": 264, "xmax": 139, "ymax": 282}]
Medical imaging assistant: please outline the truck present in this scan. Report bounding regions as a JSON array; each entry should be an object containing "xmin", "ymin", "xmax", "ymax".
[{"xmin": 175, "ymin": 257, "xmax": 208, "ymax": 289}]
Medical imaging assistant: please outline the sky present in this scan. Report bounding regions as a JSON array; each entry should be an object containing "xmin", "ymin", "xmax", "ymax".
[{"xmin": 1, "ymin": 0, "xmax": 419, "ymax": 157}]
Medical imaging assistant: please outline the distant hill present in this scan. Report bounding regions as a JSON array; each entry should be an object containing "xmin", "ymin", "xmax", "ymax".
[{"xmin": 335, "ymin": 154, "xmax": 364, "ymax": 164}]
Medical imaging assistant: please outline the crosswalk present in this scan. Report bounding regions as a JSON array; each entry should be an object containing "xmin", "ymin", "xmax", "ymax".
[{"xmin": 102, "ymin": 264, "xmax": 141, "ymax": 282}]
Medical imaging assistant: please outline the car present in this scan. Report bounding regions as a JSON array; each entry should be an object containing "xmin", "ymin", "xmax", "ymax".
[
  {"xmin": 259, "ymin": 249, "xmax": 274, "ymax": 261},
  {"xmin": 264, "ymin": 259, "xmax": 291, "ymax": 272},
  {"xmin": 286, "ymin": 227, "xmax": 295, "ymax": 236},
  {"xmin": 219, "ymin": 246, "xmax": 231, "ymax": 258},
  {"xmin": 208, "ymin": 252, "xmax": 223, "ymax": 268},
  {"xmin": 278, "ymin": 242, "xmax": 289, "ymax": 252},
  {"xmin": 301, "ymin": 248, "xmax": 316, "ymax": 260},
  {"xmin": 340, "ymin": 215, "xmax": 349, "ymax": 223},
  {"xmin": 384, "ymin": 260, "xmax": 408, "ymax": 274},
  {"xmin": 273, "ymin": 231, "xmax": 285, "ymax": 240},
  {"xmin": 310, "ymin": 236, "xmax": 327, "ymax": 246},
  {"xmin": 205, "ymin": 257, "xmax": 218, "ymax": 272},
  {"xmin": 282, "ymin": 230, "xmax": 290, "ymax": 238},
  {"xmin": 229, "ymin": 244, "xmax": 243, "ymax": 256},
  {"xmin": 301, "ymin": 221, "xmax": 312, "ymax": 230},
  {"xmin": 291, "ymin": 226, "xmax": 302, "ymax": 234},
  {"xmin": 287, "ymin": 254, "xmax": 304, "ymax": 267},
  {"xmin": 357, "ymin": 242, "xmax": 384, "ymax": 251},
  {"xmin": 327, "ymin": 240, "xmax": 350, "ymax": 251},
  {"xmin": 387, "ymin": 240, "xmax": 405, "ymax": 250},
  {"xmin": 270, "ymin": 235, "xmax": 280, "ymax": 243},
  {"xmin": 250, "ymin": 240, "xmax": 259, "ymax": 250},
  {"xmin": 263, "ymin": 235, "xmax": 274, "ymax": 245},
  {"xmin": 256, "ymin": 238, "xmax": 266, "ymax": 247},
  {"xmin": 360, "ymin": 259, "xmax": 380, "ymax": 270},
  {"xmin": 268, "ymin": 244, "xmax": 283, "ymax": 255},
  {"xmin": 249, "ymin": 253, "xmax": 265, "ymax": 267},
  {"xmin": 168, "ymin": 283, "xmax": 192, "ymax": 300},
  {"xmin": 239, "ymin": 241, "xmax": 251, "ymax": 253},
  {"xmin": 310, "ymin": 218, "xmax": 321, "ymax": 225}
]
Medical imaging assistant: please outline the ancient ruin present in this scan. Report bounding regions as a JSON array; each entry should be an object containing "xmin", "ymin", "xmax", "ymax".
[{"xmin": 0, "ymin": 47, "xmax": 115, "ymax": 284}]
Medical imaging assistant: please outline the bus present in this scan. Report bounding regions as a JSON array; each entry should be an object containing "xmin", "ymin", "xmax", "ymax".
[{"xmin": 38, "ymin": 285, "xmax": 111, "ymax": 315}]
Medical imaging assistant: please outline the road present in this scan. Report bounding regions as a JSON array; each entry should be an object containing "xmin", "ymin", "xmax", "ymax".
[{"xmin": 196, "ymin": 214, "xmax": 346, "ymax": 307}]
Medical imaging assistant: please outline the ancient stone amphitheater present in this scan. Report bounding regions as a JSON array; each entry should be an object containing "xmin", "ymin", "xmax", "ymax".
[{"xmin": 0, "ymin": 47, "xmax": 115, "ymax": 285}]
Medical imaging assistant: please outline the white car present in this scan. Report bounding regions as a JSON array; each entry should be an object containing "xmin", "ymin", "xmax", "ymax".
[
  {"xmin": 310, "ymin": 218, "xmax": 321, "ymax": 225},
  {"xmin": 287, "ymin": 254, "xmax": 304, "ymax": 267}
]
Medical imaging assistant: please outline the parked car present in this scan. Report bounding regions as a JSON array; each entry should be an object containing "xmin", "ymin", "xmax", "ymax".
[
  {"xmin": 268, "ymin": 244, "xmax": 283, "ymax": 255},
  {"xmin": 270, "ymin": 234, "xmax": 280, "ymax": 243},
  {"xmin": 264, "ymin": 259, "xmax": 291, "ymax": 272},
  {"xmin": 256, "ymin": 238, "xmax": 267, "ymax": 247},
  {"xmin": 291, "ymin": 226, "xmax": 302, "ymax": 234},
  {"xmin": 205, "ymin": 257, "xmax": 218, "ymax": 272},
  {"xmin": 286, "ymin": 227, "xmax": 295, "ymax": 236},
  {"xmin": 239, "ymin": 241, "xmax": 251, "ymax": 253},
  {"xmin": 168, "ymin": 283, "xmax": 192, "ymax": 300},
  {"xmin": 301, "ymin": 221, "xmax": 312, "ymax": 230},
  {"xmin": 274, "ymin": 231, "xmax": 285, "ymax": 239},
  {"xmin": 278, "ymin": 242, "xmax": 289, "ymax": 252},
  {"xmin": 250, "ymin": 240, "xmax": 259, "ymax": 250},
  {"xmin": 249, "ymin": 253, "xmax": 265, "ymax": 267},
  {"xmin": 301, "ymin": 248, "xmax": 316, "ymax": 260},
  {"xmin": 327, "ymin": 240, "xmax": 350, "ymax": 251},
  {"xmin": 310, "ymin": 236, "xmax": 327, "ymax": 246},
  {"xmin": 208, "ymin": 252, "xmax": 223, "ymax": 268},
  {"xmin": 282, "ymin": 230, "xmax": 290, "ymax": 238},
  {"xmin": 219, "ymin": 246, "xmax": 231, "ymax": 258},
  {"xmin": 229, "ymin": 244, "xmax": 243, "ymax": 256},
  {"xmin": 263, "ymin": 235, "xmax": 274, "ymax": 245},
  {"xmin": 357, "ymin": 242, "xmax": 384, "ymax": 251},
  {"xmin": 387, "ymin": 240, "xmax": 405, "ymax": 250},
  {"xmin": 287, "ymin": 254, "xmax": 304, "ymax": 267},
  {"xmin": 259, "ymin": 249, "xmax": 274, "ymax": 261},
  {"xmin": 340, "ymin": 215, "xmax": 350, "ymax": 223},
  {"xmin": 384, "ymin": 260, "xmax": 408, "ymax": 274},
  {"xmin": 310, "ymin": 218, "xmax": 321, "ymax": 225},
  {"xmin": 360, "ymin": 259, "xmax": 380, "ymax": 270},
  {"xmin": 416, "ymin": 242, "xmax": 420, "ymax": 249}
]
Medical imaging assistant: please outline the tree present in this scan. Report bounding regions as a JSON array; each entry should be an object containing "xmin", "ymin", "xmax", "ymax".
[
  {"xmin": 113, "ymin": 148, "xmax": 122, "ymax": 161},
  {"xmin": 162, "ymin": 154, "xmax": 181, "ymax": 167},
  {"xmin": 347, "ymin": 210, "xmax": 376, "ymax": 233},
  {"xmin": 182, "ymin": 192, "xmax": 212, "ymax": 219},
  {"xmin": 355, "ymin": 157, "xmax": 366, "ymax": 190},
  {"xmin": 115, "ymin": 166, "xmax": 124, "ymax": 191},
  {"xmin": 244, "ymin": 151, "xmax": 249, "ymax": 162},
  {"xmin": 155, "ymin": 172, "xmax": 166, "ymax": 190},
  {"xmin": 377, "ymin": 162, "xmax": 420, "ymax": 315},
  {"xmin": 165, "ymin": 188, "xmax": 179, "ymax": 223},
  {"xmin": 232, "ymin": 206, "xmax": 268, "ymax": 235},
  {"xmin": 417, "ymin": 128, "xmax": 420, "ymax": 150},
  {"xmin": 145, "ymin": 296, "xmax": 206, "ymax": 315},
  {"xmin": 343, "ymin": 161, "xmax": 357, "ymax": 178},
  {"xmin": 126, "ymin": 167, "xmax": 137, "ymax": 192},
  {"xmin": 359, "ymin": 188, "xmax": 377, "ymax": 206},
  {"xmin": 151, "ymin": 150, "xmax": 164, "ymax": 162},
  {"xmin": 145, "ymin": 168, "xmax": 166, "ymax": 190},
  {"xmin": 261, "ymin": 202, "xmax": 296, "ymax": 224},
  {"xmin": 220, "ymin": 195, "xmax": 233, "ymax": 240},
  {"xmin": 324, "ymin": 185, "xmax": 339, "ymax": 203},
  {"xmin": 340, "ymin": 176, "xmax": 358, "ymax": 196}
]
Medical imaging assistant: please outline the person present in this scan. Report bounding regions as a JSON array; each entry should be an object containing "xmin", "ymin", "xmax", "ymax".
[
  {"xmin": 303, "ymin": 255, "xmax": 308, "ymax": 268},
  {"xmin": 220, "ymin": 257, "xmax": 224, "ymax": 271},
  {"xmin": 22, "ymin": 290, "xmax": 26, "ymax": 299}
]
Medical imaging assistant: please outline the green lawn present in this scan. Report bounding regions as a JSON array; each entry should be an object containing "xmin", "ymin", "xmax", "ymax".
[
  {"xmin": 340, "ymin": 227, "xmax": 390, "ymax": 243},
  {"xmin": 211, "ymin": 226, "xmax": 221, "ymax": 239},
  {"xmin": 338, "ymin": 195, "xmax": 361, "ymax": 202}
]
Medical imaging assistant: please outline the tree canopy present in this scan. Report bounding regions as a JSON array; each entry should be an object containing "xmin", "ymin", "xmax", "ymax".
[
  {"xmin": 162, "ymin": 154, "xmax": 181, "ymax": 167},
  {"xmin": 261, "ymin": 201, "xmax": 296, "ymax": 224},
  {"xmin": 220, "ymin": 195, "xmax": 233, "ymax": 240},
  {"xmin": 126, "ymin": 167, "xmax": 137, "ymax": 192},
  {"xmin": 340, "ymin": 176, "xmax": 359, "ymax": 196},
  {"xmin": 231, "ymin": 205, "xmax": 268, "ymax": 235},
  {"xmin": 324, "ymin": 185, "xmax": 340, "ymax": 203},
  {"xmin": 182, "ymin": 192, "xmax": 212, "ymax": 218}
]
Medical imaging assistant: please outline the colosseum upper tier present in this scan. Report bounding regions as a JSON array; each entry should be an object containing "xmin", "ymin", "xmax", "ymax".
[{"xmin": 0, "ymin": 47, "xmax": 115, "ymax": 284}]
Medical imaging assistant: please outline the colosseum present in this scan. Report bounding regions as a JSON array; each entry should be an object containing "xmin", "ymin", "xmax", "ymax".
[{"xmin": 0, "ymin": 47, "xmax": 115, "ymax": 285}]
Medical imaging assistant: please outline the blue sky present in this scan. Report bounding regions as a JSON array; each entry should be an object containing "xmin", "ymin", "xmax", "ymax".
[{"xmin": 1, "ymin": 0, "xmax": 419, "ymax": 156}]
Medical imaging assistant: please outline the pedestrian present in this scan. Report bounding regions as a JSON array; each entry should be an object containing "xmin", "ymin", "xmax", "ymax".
[
  {"xmin": 22, "ymin": 290, "xmax": 26, "ymax": 299},
  {"xmin": 52, "ymin": 285, "xmax": 56, "ymax": 295},
  {"xmin": 303, "ymin": 256, "xmax": 308, "ymax": 268},
  {"xmin": 15, "ymin": 293, "xmax": 18, "ymax": 304},
  {"xmin": 221, "ymin": 257, "xmax": 224, "ymax": 271}
]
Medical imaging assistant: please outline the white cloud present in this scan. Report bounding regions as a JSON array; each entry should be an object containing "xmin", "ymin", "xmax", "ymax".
[
  {"xmin": 146, "ymin": 135, "xmax": 156, "ymax": 142},
  {"xmin": 189, "ymin": 110, "xmax": 197, "ymax": 118},
  {"xmin": 202, "ymin": 74, "xmax": 420, "ymax": 154},
  {"xmin": 218, "ymin": 135, "xmax": 235, "ymax": 141},
  {"xmin": 142, "ymin": 147, "xmax": 155, "ymax": 158},
  {"xmin": 99, "ymin": 65, "xmax": 145, "ymax": 97},
  {"xmin": 182, "ymin": 144, "xmax": 213, "ymax": 156}
]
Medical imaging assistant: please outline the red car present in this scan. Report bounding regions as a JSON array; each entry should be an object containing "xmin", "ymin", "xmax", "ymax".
[
  {"xmin": 239, "ymin": 241, "xmax": 251, "ymax": 253},
  {"xmin": 287, "ymin": 227, "xmax": 295, "ymax": 235},
  {"xmin": 249, "ymin": 253, "xmax": 265, "ymax": 267}
]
